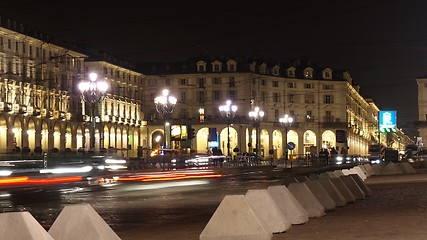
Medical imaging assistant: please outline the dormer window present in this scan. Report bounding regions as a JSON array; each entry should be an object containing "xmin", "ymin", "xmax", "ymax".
[
  {"xmin": 322, "ymin": 68, "xmax": 332, "ymax": 79},
  {"xmin": 272, "ymin": 65, "xmax": 280, "ymax": 76},
  {"xmin": 259, "ymin": 63, "xmax": 267, "ymax": 74},
  {"xmin": 197, "ymin": 61, "xmax": 207, "ymax": 72},
  {"xmin": 249, "ymin": 61, "xmax": 256, "ymax": 72},
  {"xmin": 304, "ymin": 67, "xmax": 313, "ymax": 79},
  {"xmin": 287, "ymin": 67, "xmax": 296, "ymax": 77},
  {"xmin": 227, "ymin": 60, "xmax": 237, "ymax": 72},
  {"xmin": 212, "ymin": 60, "xmax": 222, "ymax": 72}
]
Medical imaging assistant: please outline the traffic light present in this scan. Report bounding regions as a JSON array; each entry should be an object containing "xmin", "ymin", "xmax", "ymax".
[
  {"xmin": 188, "ymin": 127, "xmax": 196, "ymax": 140},
  {"xmin": 192, "ymin": 128, "xmax": 196, "ymax": 139},
  {"xmin": 187, "ymin": 125, "xmax": 195, "ymax": 140}
]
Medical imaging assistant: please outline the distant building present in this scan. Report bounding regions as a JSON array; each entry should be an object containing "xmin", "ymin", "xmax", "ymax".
[{"xmin": 140, "ymin": 56, "xmax": 382, "ymax": 159}]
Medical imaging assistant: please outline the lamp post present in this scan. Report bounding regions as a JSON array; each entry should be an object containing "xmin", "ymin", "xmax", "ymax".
[
  {"xmin": 154, "ymin": 89, "xmax": 177, "ymax": 150},
  {"xmin": 78, "ymin": 72, "xmax": 108, "ymax": 152},
  {"xmin": 219, "ymin": 100, "xmax": 237, "ymax": 160},
  {"xmin": 279, "ymin": 114, "xmax": 294, "ymax": 164},
  {"xmin": 249, "ymin": 107, "xmax": 264, "ymax": 157}
]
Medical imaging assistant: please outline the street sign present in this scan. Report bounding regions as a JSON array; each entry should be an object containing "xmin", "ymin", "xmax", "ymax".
[{"xmin": 286, "ymin": 142, "xmax": 295, "ymax": 150}]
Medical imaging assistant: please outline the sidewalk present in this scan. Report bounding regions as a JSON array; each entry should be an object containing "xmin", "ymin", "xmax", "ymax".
[{"xmin": 116, "ymin": 168, "xmax": 427, "ymax": 240}]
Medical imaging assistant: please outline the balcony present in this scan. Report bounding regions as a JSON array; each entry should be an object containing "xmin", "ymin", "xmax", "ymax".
[
  {"xmin": 0, "ymin": 102, "xmax": 12, "ymax": 112},
  {"xmin": 41, "ymin": 109, "xmax": 53, "ymax": 118},
  {"xmin": 13, "ymin": 104, "xmax": 27, "ymax": 114},
  {"xmin": 321, "ymin": 117, "xmax": 348, "ymax": 128}
]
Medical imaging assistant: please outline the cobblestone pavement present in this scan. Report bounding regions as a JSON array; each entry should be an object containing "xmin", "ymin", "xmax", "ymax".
[{"xmin": 116, "ymin": 170, "xmax": 427, "ymax": 240}]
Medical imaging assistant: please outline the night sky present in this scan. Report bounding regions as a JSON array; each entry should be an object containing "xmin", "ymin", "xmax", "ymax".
[{"xmin": 1, "ymin": 0, "xmax": 426, "ymax": 136}]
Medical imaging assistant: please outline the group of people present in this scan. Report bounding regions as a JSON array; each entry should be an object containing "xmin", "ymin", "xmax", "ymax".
[{"xmin": 319, "ymin": 146, "xmax": 348, "ymax": 165}]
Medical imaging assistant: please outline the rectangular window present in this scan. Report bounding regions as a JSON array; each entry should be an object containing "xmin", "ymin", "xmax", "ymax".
[
  {"xmin": 304, "ymin": 83, "xmax": 314, "ymax": 89},
  {"xmin": 305, "ymin": 94, "xmax": 315, "ymax": 104},
  {"xmin": 261, "ymin": 79, "xmax": 266, "ymax": 86},
  {"xmin": 288, "ymin": 94, "xmax": 294, "ymax": 103},
  {"xmin": 323, "ymin": 84, "xmax": 333, "ymax": 90},
  {"xmin": 180, "ymin": 78, "xmax": 186, "ymax": 85},
  {"xmin": 325, "ymin": 110, "xmax": 333, "ymax": 122},
  {"xmin": 274, "ymin": 109, "xmax": 279, "ymax": 120},
  {"xmin": 273, "ymin": 92, "xmax": 280, "ymax": 102},
  {"xmin": 229, "ymin": 77, "xmax": 235, "ymax": 87},
  {"xmin": 306, "ymin": 111, "xmax": 313, "ymax": 122},
  {"xmin": 213, "ymin": 77, "xmax": 221, "ymax": 84},
  {"xmin": 261, "ymin": 91, "xmax": 267, "ymax": 102},
  {"xmin": 228, "ymin": 90, "xmax": 236, "ymax": 100},
  {"xmin": 324, "ymin": 95, "xmax": 333, "ymax": 104},
  {"xmin": 213, "ymin": 64, "xmax": 220, "ymax": 72},
  {"xmin": 165, "ymin": 79, "xmax": 171, "ymax": 86},
  {"xmin": 198, "ymin": 91, "xmax": 205, "ymax": 104},
  {"xmin": 198, "ymin": 78, "xmax": 205, "ymax": 88},
  {"xmin": 272, "ymin": 81, "xmax": 278, "ymax": 87},
  {"xmin": 287, "ymin": 82, "xmax": 296, "ymax": 88},
  {"xmin": 213, "ymin": 90, "xmax": 220, "ymax": 101},
  {"xmin": 180, "ymin": 92, "xmax": 186, "ymax": 102}
]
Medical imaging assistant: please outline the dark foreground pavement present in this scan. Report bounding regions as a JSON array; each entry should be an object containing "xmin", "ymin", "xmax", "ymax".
[{"xmin": 116, "ymin": 169, "xmax": 427, "ymax": 240}]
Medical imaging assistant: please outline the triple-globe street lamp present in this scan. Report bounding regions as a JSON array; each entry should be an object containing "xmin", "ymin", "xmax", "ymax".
[
  {"xmin": 279, "ymin": 114, "xmax": 294, "ymax": 163},
  {"xmin": 154, "ymin": 89, "xmax": 177, "ymax": 150},
  {"xmin": 248, "ymin": 107, "xmax": 264, "ymax": 156},
  {"xmin": 219, "ymin": 100, "xmax": 237, "ymax": 159},
  {"xmin": 78, "ymin": 72, "xmax": 109, "ymax": 152}
]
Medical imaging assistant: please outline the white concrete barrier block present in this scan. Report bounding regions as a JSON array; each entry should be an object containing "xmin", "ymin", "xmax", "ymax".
[
  {"xmin": 371, "ymin": 163, "xmax": 384, "ymax": 175},
  {"xmin": 245, "ymin": 189, "xmax": 292, "ymax": 233},
  {"xmin": 333, "ymin": 170, "xmax": 345, "ymax": 177},
  {"xmin": 349, "ymin": 174, "xmax": 372, "ymax": 196},
  {"xmin": 382, "ymin": 162, "xmax": 403, "ymax": 175},
  {"xmin": 305, "ymin": 180, "xmax": 336, "ymax": 211},
  {"xmin": 353, "ymin": 166, "xmax": 368, "ymax": 180},
  {"xmin": 267, "ymin": 185, "xmax": 308, "ymax": 225},
  {"xmin": 48, "ymin": 203, "xmax": 121, "ymax": 240},
  {"xmin": 340, "ymin": 175, "xmax": 365, "ymax": 200},
  {"xmin": 318, "ymin": 178, "xmax": 347, "ymax": 207},
  {"xmin": 363, "ymin": 164, "xmax": 376, "ymax": 176},
  {"xmin": 398, "ymin": 162, "xmax": 416, "ymax": 174},
  {"xmin": 200, "ymin": 195, "xmax": 271, "ymax": 240},
  {"xmin": 329, "ymin": 177, "xmax": 356, "ymax": 203},
  {"xmin": 287, "ymin": 182, "xmax": 325, "ymax": 217},
  {"xmin": 0, "ymin": 212, "xmax": 54, "ymax": 240},
  {"xmin": 358, "ymin": 164, "xmax": 370, "ymax": 177}
]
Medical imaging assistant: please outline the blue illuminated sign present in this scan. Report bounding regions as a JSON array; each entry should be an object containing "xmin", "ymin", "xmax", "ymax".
[{"xmin": 379, "ymin": 110, "xmax": 396, "ymax": 132}]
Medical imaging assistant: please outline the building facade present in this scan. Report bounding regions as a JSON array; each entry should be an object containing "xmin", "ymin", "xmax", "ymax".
[
  {"xmin": 141, "ymin": 57, "xmax": 383, "ymax": 159},
  {"xmin": 0, "ymin": 17, "xmax": 147, "ymax": 157},
  {"xmin": 0, "ymin": 16, "xmax": 411, "ymax": 159}
]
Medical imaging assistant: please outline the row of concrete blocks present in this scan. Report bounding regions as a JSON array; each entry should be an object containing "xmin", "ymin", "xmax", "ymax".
[
  {"xmin": 370, "ymin": 162, "xmax": 416, "ymax": 175},
  {"xmin": 0, "ymin": 203, "xmax": 121, "ymax": 240},
  {"xmin": 199, "ymin": 164, "xmax": 376, "ymax": 240}
]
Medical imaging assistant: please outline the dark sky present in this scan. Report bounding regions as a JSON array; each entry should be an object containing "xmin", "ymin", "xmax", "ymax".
[{"xmin": 1, "ymin": 0, "xmax": 426, "ymax": 136}]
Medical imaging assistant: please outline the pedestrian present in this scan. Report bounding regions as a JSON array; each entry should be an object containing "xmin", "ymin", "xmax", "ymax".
[{"xmin": 330, "ymin": 147, "xmax": 338, "ymax": 154}]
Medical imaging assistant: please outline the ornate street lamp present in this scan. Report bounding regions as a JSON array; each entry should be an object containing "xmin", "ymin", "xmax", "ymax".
[
  {"xmin": 154, "ymin": 89, "xmax": 177, "ymax": 150},
  {"xmin": 219, "ymin": 100, "xmax": 237, "ymax": 159},
  {"xmin": 248, "ymin": 106, "xmax": 264, "ymax": 156},
  {"xmin": 78, "ymin": 72, "xmax": 109, "ymax": 152},
  {"xmin": 279, "ymin": 114, "xmax": 294, "ymax": 163}
]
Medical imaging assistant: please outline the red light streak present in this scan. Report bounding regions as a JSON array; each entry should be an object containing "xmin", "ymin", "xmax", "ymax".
[{"xmin": 0, "ymin": 176, "xmax": 83, "ymax": 186}]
